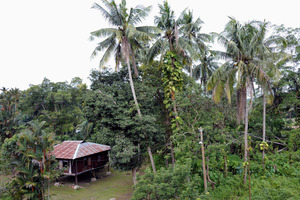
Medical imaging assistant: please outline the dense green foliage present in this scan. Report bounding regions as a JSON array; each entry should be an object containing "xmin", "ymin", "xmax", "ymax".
[
  {"xmin": 19, "ymin": 78, "xmax": 87, "ymax": 140},
  {"xmin": 0, "ymin": 120, "xmax": 59, "ymax": 199},
  {"xmin": 85, "ymin": 69, "xmax": 163, "ymax": 172},
  {"xmin": 0, "ymin": 0, "xmax": 299, "ymax": 199},
  {"xmin": 132, "ymin": 161, "xmax": 202, "ymax": 200}
]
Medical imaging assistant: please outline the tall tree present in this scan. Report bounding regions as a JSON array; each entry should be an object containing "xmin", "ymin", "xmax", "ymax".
[
  {"xmin": 177, "ymin": 10, "xmax": 211, "ymax": 77},
  {"xmin": 272, "ymin": 25, "xmax": 300, "ymax": 124},
  {"xmin": 193, "ymin": 51, "xmax": 219, "ymax": 87},
  {"xmin": 148, "ymin": 0, "xmax": 183, "ymax": 166},
  {"xmin": 207, "ymin": 18, "xmax": 283, "ymax": 184},
  {"xmin": 86, "ymin": 69, "xmax": 163, "ymax": 183},
  {"xmin": 90, "ymin": 0, "xmax": 160, "ymax": 174},
  {"xmin": 19, "ymin": 78, "xmax": 86, "ymax": 139}
]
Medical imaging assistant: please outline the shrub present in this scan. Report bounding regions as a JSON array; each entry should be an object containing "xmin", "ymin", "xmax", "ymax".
[{"xmin": 132, "ymin": 162, "xmax": 203, "ymax": 200}]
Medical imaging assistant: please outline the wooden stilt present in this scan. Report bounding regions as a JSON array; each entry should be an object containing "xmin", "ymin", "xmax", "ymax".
[{"xmin": 75, "ymin": 159, "xmax": 78, "ymax": 185}]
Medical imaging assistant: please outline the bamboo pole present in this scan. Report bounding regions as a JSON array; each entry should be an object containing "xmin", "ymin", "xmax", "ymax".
[
  {"xmin": 262, "ymin": 90, "xmax": 266, "ymax": 169},
  {"xmin": 199, "ymin": 127, "xmax": 207, "ymax": 193}
]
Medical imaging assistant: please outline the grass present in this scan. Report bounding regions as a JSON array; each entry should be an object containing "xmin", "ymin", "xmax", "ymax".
[
  {"xmin": 208, "ymin": 175, "xmax": 300, "ymax": 200},
  {"xmin": 49, "ymin": 166, "xmax": 133, "ymax": 200}
]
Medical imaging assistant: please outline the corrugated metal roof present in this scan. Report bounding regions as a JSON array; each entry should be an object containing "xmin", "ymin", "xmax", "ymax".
[{"xmin": 52, "ymin": 141, "xmax": 110, "ymax": 160}]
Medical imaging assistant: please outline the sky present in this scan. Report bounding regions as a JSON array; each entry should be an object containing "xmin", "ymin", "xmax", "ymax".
[{"xmin": 0, "ymin": 0, "xmax": 299, "ymax": 90}]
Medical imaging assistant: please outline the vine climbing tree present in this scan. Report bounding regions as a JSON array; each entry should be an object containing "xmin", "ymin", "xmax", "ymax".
[{"xmin": 162, "ymin": 51, "xmax": 184, "ymax": 165}]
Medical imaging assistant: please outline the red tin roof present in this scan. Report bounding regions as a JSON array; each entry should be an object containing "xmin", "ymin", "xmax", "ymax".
[{"xmin": 52, "ymin": 141, "xmax": 110, "ymax": 160}]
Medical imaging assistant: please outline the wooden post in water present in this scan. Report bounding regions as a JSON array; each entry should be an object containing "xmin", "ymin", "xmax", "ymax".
[{"xmin": 199, "ymin": 127, "xmax": 207, "ymax": 193}]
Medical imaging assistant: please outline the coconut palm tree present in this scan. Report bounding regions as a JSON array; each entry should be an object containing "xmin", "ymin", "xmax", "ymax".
[
  {"xmin": 90, "ymin": 0, "xmax": 160, "ymax": 175},
  {"xmin": 193, "ymin": 51, "xmax": 219, "ymax": 87},
  {"xmin": 177, "ymin": 10, "xmax": 211, "ymax": 77},
  {"xmin": 147, "ymin": 1, "xmax": 211, "ymax": 166},
  {"xmin": 90, "ymin": 0, "xmax": 160, "ymax": 117},
  {"xmin": 148, "ymin": 1, "xmax": 181, "ymax": 166},
  {"xmin": 147, "ymin": 0, "xmax": 176, "ymax": 64},
  {"xmin": 257, "ymin": 45, "xmax": 290, "ymax": 168},
  {"xmin": 207, "ymin": 18, "xmax": 284, "ymax": 184}
]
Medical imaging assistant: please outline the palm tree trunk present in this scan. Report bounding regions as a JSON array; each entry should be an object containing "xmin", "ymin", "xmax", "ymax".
[
  {"xmin": 130, "ymin": 47, "xmax": 139, "ymax": 78},
  {"xmin": 224, "ymin": 155, "xmax": 228, "ymax": 177},
  {"xmin": 169, "ymin": 46, "xmax": 179, "ymax": 166},
  {"xmin": 125, "ymin": 41, "xmax": 156, "ymax": 174},
  {"xmin": 126, "ymin": 55, "xmax": 141, "ymax": 117},
  {"xmin": 243, "ymin": 88, "xmax": 248, "ymax": 185},
  {"xmin": 206, "ymin": 157, "xmax": 216, "ymax": 191},
  {"xmin": 170, "ymin": 141, "xmax": 176, "ymax": 166},
  {"xmin": 262, "ymin": 90, "xmax": 266, "ymax": 169},
  {"xmin": 248, "ymin": 148, "xmax": 251, "ymax": 200},
  {"xmin": 132, "ymin": 167, "xmax": 138, "ymax": 185},
  {"xmin": 147, "ymin": 146, "xmax": 156, "ymax": 173}
]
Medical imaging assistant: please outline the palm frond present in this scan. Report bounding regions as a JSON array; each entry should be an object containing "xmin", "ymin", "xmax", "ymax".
[
  {"xmin": 211, "ymin": 50, "xmax": 232, "ymax": 60},
  {"xmin": 91, "ymin": 33, "xmax": 116, "ymax": 57},
  {"xmin": 147, "ymin": 38, "xmax": 166, "ymax": 63},
  {"xmin": 213, "ymin": 32, "xmax": 229, "ymax": 47},
  {"xmin": 114, "ymin": 44, "xmax": 122, "ymax": 71},
  {"xmin": 134, "ymin": 30, "xmax": 152, "ymax": 41},
  {"xmin": 136, "ymin": 26, "xmax": 162, "ymax": 35},
  {"xmin": 90, "ymin": 28, "xmax": 119, "ymax": 39},
  {"xmin": 224, "ymin": 68, "xmax": 236, "ymax": 104},
  {"xmin": 92, "ymin": 2, "xmax": 121, "ymax": 26},
  {"xmin": 126, "ymin": 24, "xmax": 136, "ymax": 39},
  {"xmin": 212, "ymin": 79, "xmax": 225, "ymax": 103},
  {"xmin": 249, "ymin": 21, "xmax": 268, "ymax": 53},
  {"xmin": 177, "ymin": 37, "xmax": 198, "ymax": 60},
  {"xmin": 207, "ymin": 62, "xmax": 228, "ymax": 91},
  {"xmin": 129, "ymin": 5, "xmax": 151, "ymax": 25},
  {"xmin": 196, "ymin": 33, "xmax": 212, "ymax": 43},
  {"xmin": 97, "ymin": 39, "xmax": 117, "ymax": 68},
  {"xmin": 130, "ymin": 38, "xmax": 143, "ymax": 49}
]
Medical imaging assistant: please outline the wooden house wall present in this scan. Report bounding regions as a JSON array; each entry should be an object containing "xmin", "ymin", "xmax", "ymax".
[{"xmin": 70, "ymin": 151, "xmax": 109, "ymax": 174}]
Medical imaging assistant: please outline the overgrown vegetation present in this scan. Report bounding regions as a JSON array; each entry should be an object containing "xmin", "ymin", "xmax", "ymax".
[{"xmin": 0, "ymin": 0, "xmax": 299, "ymax": 199}]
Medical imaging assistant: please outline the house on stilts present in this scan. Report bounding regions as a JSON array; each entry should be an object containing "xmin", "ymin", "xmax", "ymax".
[{"xmin": 52, "ymin": 140, "xmax": 110, "ymax": 185}]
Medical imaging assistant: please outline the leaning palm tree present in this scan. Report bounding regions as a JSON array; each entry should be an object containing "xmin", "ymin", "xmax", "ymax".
[
  {"xmin": 207, "ymin": 18, "xmax": 284, "ymax": 184},
  {"xmin": 90, "ymin": 0, "xmax": 160, "ymax": 175}
]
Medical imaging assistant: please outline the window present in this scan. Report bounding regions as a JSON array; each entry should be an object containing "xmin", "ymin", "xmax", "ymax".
[{"xmin": 63, "ymin": 160, "xmax": 68, "ymax": 168}]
